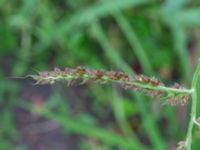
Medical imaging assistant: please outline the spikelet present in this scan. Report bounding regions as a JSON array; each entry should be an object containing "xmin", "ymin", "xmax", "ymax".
[
  {"xmin": 177, "ymin": 141, "xmax": 186, "ymax": 150},
  {"xmin": 164, "ymin": 83, "xmax": 190, "ymax": 106},
  {"xmin": 166, "ymin": 95, "xmax": 189, "ymax": 106}
]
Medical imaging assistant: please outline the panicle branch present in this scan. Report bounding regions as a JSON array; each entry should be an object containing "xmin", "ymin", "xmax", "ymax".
[{"xmin": 30, "ymin": 67, "xmax": 192, "ymax": 106}]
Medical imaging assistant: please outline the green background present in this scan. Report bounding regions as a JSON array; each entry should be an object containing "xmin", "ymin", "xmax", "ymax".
[{"xmin": 1, "ymin": 0, "xmax": 200, "ymax": 149}]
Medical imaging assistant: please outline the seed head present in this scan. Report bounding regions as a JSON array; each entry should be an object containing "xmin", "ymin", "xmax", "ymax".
[{"xmin": 30, "ymin": 67, "xmax": 190, "ymax": 106}]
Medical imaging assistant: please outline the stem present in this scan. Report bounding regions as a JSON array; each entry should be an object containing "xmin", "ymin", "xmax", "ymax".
[
  {"xmin": 186, "ymin": 59, "xmax": 200, "ymax": 150},
  {"xmin": 193, "ymin": 118, "xmax": 200, "ymax": 127}
]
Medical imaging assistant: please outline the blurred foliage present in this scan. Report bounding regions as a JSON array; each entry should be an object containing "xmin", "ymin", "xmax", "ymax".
[{"xmin": 1, "ymin": 0, "xmax": 200, "ymax": 150}]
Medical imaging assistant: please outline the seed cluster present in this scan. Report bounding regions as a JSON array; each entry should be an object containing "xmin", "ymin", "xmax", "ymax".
[
  {"xmin": 166, "ymin": 94, "xmax": 189, "ymax": 106},
  {"xmin": 31, "ymin": 67, "xmax": 162, "ymax": 87},
  {"xmin": 31, "ymin": 67, "xmax": 190, "ymax": 105},
  {"xmin": 135, "ymin": 75, "xmax": 160, "ymax": 86},
  {"xmin": 164, "ymin": 83, "xmax": 189, "ymax": 106}
]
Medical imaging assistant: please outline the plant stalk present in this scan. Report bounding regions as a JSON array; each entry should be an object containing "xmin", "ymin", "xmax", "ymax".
[{"xmin": 186, "ymin": 59, "xmax": 200, "ymax": 150}]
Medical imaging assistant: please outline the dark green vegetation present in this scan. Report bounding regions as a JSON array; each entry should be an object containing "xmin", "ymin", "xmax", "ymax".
[{"xmin": 1, "ymin": 0, "xmax": 200, "ymax": 150}]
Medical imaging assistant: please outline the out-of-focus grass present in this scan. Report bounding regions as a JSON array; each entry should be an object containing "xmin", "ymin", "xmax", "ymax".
[
  {"xmin": 90, "ymin": 21, "xmax": 165, "ymax": 150},
  {"xmin": 1, "ymin": 0, "xmax": 200, "ymax": 150}
]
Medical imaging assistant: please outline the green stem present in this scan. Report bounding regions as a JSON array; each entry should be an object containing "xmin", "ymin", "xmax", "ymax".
[{"xmin": 186, "ymin": 59, "xmax": 200, "ymax": 150}]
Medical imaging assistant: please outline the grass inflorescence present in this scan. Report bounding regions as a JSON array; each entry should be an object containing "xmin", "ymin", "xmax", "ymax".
[
  {"xmin": 30, "ymin": 67, "xmax": 191, "ymax": 106},
  {"xmin": 29, "ymin": 59, "xmax": 200, "ymax": 150}
]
